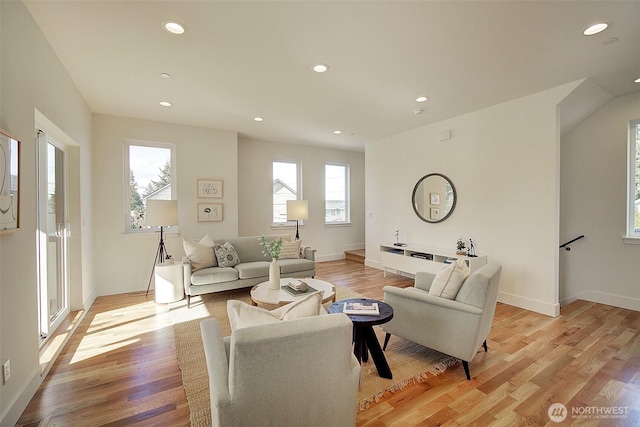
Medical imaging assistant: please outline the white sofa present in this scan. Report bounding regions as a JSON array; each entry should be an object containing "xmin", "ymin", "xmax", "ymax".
[
  {"xmin": 200, "ymin": 314, "xmax": 361, "ymax": 427},
  {"xmin": 182, "ymin": 235, "xmax": 316, "ymax": 307}
]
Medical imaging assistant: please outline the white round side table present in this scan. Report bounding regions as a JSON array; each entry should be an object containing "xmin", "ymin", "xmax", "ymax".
[{"xmin": 154, "ymin": 260, "xmax": 184, "ymax": 303}]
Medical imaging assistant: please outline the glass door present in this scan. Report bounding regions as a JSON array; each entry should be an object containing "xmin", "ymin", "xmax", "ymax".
[{"xmin": 37, "ymin": 132, "xmax": 69, "ymax": 341}]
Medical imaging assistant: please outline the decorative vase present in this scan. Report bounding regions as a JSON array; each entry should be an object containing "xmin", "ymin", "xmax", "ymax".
[{"xmin": 269, "ymin": 259, "xmax": 280, "ymax": 290}]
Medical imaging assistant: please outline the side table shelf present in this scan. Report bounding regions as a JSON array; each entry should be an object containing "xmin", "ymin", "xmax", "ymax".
[
  {"xmin": 154, "ymin": 261, "xmax": 184, "ymax": 303},
  {"xmin": 380, "ymin": 243, "xmax": 487, "ymax": 277}
]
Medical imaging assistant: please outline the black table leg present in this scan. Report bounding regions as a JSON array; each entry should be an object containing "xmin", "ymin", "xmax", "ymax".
[
  {"xmin": 360, "ymin": 326, "xmax": 392, "ymax": 379},
  {"xmin": 353, "ymin": 326, "xmax": 364, "ymax": 363}
]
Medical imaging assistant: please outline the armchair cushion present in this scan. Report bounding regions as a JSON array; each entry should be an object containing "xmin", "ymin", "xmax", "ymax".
[
  {"xmin": 215, "ymin": 241, "xmax": 241, "ymax": 267},
  {"xmin": 429, "ymin": 258, "xmax": 469, "ymax": 299},
  {"xmin": 227, "ymin": 291, "xmax": 323, "ymax": 332},
  {"xmin": 183, "ymin": 235, "xmax": 217, "ymax": 271}
]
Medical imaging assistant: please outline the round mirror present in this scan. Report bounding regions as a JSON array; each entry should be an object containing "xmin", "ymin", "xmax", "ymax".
[{"xmin": 412, "ymin": 173, "xmax": 456, "ymax": 223}]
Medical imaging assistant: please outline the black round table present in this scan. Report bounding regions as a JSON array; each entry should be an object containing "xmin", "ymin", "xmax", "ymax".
[{"xmin": 329, "ymin": 298, "xmax": 393, "ymax": 379}]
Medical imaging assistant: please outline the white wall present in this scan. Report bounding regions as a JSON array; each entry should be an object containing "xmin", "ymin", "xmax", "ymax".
[
  {"xmin": 366, "ymin": 81, "xmax": 582, "ymax": 317},
  {"xmin": 92, "ymin": 114, "xmax": 238, "ymax": 295},
  {"xmin": 238, "ymin": 138, "xmax": 365, "ymax": 260},
  {"xmin": 0, "ymin": 2, "xmax": 93, "ymax": 425},
  {"xmin": 560, "ymin": 91, "xmax": 640, "ymax": 310}
]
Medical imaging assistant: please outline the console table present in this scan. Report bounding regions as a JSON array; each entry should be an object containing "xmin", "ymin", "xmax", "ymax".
[{"xmin": 380, "ymin": 243, "xmax": 487, "ymax": 277}]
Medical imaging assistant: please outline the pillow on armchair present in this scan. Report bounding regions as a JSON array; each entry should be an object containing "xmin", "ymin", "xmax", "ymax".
[
  {"xmin": 428, "ymin": 258, "xmax": 470, "ymax": 299},
  {"xmin": 227, "ymin": 291, "xmax": 323, "ymax": 332}
]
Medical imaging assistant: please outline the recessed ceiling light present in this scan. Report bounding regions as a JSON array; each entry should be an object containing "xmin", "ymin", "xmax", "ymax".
[
  {"xmin": 583, "ymin": 22, "xmax": 608, "ymax": 36},
  {"xmin": 160, "ymin": 73, "xmax": 171, "ymax": 79},
  {"xmin": 333, "ymin": 130, "xmax": 342, "ymax": 134},
  {"xmin": 635, "ymin": 77, "xmax": 640, "ymax": 83},
  {"xmin": 254, "ymin": 117, "xmax": 264, "ymax": 122},
  {"xmin": 160, "ymin": 101, "xmax": 172, "ymax": 107},
  {"xmin": 313, "ymin": 64, "xmax": 329, "ymax": 73},
  {"xmin": 413, "ymin": 109, "xmax": 424, "ymax": 115},
  {"xmin": 416, "ymin": 96, "xmax": 429, "ymax": 103},
  {"xmin": 163, "ymin": 21, "xmax": 186, "ymax": 35},
  {"xmin": 602, "ymin": 37, "xmax": 618, "ymax": 45}
]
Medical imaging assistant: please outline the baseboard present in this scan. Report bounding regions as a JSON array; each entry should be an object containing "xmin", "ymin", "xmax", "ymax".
[
  {"xmin": 316, "ymin": 253, "xmax": 346, "ymax": 262},
  {"xmin": 0, "ymin": 367, "xmax": 42, "ymax": 427},
  {"xmin": 561, "ymin": 291, "xmax": 640, "ymax": 312},
  {"xmin": 498, "ymin": 291, "xmax": 560, "ymax": 317},
  {"xmin": 344, "ymin": 242, "xmax": 365, "ymax": 251}
]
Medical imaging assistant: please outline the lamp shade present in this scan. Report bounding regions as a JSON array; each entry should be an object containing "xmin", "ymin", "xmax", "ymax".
[
  {"xmin": 146, "ymin": 199, "xmax": 178, "ymax": 227},
  {"xmin": 287, "ymin": 200, "xmax": 309, "ymax": 221}
]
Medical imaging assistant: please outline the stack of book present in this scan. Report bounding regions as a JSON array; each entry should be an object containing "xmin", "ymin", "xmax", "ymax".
[
  {"xmin": 287, "ymin": 279, "xmax": 308, "ymax": 292},
  {"xmin": 343, "ymin": 301, "xmax": 380, "ymax": 316}
]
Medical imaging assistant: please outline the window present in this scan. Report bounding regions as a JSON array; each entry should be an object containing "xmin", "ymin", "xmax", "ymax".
[
  {"xmin": 272, "ymin": 161, "xmax": 299, "ymax": 224},
  {"xmin": 124, "ymin": 140, "xmax": 176, "ymax": 232},
  {"xmin": 628, "ymin": 119, "xmax": 640, "ymax": 238},
  {"xmin": 325, "ymin": 163, "xmax": 350, "ymax": 223}
]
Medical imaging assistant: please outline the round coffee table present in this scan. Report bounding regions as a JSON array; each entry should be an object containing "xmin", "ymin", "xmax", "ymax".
[
  {"xmin": 329, "ymin": 298, "xmax": 394, "ymax": 379},
  {"xmin": 250, "ymin": 278, "xmax": 336, "ymax": 309}
]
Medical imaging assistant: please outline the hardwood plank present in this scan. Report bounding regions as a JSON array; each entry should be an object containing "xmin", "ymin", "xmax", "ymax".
[{"xmin": 16, "ymin": 260, "xmax": 640, "ymax": 426}]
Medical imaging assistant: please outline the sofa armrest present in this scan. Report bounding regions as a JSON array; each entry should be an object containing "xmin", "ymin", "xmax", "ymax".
[
  {"xmin": 414, "ymin": 271, "xmax": 436, "ymax": 292},
  {"xmin": 303, "ymin": 247, "xmax": 316, "ymax": 261},
  {"xmin": 200, "ymin": 319, "xmax": 232, "ymax": 413}
]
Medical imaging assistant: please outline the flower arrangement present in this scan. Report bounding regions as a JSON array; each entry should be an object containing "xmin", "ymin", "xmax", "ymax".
[{"xmin": 259, "ymin": 234, "xmax": 283, "ymax": 260}]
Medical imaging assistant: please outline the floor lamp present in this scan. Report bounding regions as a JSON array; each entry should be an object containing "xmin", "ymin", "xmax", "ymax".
[
  {"xmin": 145, "ymin": 199, "xmax": 179, "ymax": 297},
  {"xmin": 287, "ymin": 199, "xmax": 308, "ymax": 240}
]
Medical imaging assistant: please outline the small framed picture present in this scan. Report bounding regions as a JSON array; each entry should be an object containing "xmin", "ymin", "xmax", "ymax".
[
  {"xmin": 430, "ymin": 208, "xmax": 440, "ymax": 220},
  {"xmin": 430, "ymin": 193, "xmax": 440, "ymax": 205},
  {"xmin": 197, "ymin": 179, "xmax": 223, "ymax": 198},
  {"xmin": 198, "ymin": 203, "xmax": 223, "ymax": 222}
]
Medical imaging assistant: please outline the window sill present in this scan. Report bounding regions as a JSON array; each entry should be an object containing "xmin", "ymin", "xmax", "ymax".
[
  {"xmin": 623, "ymin": 236, "xmax": 640, "ymax": 245},
  {"xmin": 324, "ymin": 222, "xmax": 352, "ymax": 228}
]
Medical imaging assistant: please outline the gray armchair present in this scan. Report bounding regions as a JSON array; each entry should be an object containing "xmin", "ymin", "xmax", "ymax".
[
  {"xmin": 200, "ymin": 313, "xmax": 360, "ymax": 427},
  {"xmin": 382, "ymin": 263, "xmax": 502, "ymax": 380}
]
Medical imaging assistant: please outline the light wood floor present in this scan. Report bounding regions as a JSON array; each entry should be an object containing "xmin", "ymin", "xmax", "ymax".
[{"xmin": 17, "ymin": 260, "xmax": 640, "ymax": 426}]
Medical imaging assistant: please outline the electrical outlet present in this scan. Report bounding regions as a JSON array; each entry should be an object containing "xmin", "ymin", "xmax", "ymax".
[{"xmin": 2, "ymin": 360, "xmax": 10, "ymax": 384}]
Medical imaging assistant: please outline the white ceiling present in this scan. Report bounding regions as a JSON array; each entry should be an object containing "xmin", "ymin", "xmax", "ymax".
[{"xmin": 24, "ymin": 1, "xmax": 640, "ymax": 151}]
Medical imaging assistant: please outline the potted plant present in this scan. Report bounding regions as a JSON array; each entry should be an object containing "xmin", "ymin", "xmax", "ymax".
[
  {"xmin": 259, "ymin": 235, "xmax": 283, "ymax": 289},
  {"xmin": 456, "ymin": 238, "xmax": 467, "ymax": 255}
]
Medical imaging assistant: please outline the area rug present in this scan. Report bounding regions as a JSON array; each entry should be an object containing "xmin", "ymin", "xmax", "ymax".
[{"xmin": 169, "ymin": 286, "xmax": 458, "ymax": 427}]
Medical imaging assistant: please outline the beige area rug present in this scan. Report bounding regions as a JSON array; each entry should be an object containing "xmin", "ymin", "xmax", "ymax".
[{"xmin": 169, "ymin": 286, "xmax": 458, "ymax": 426}]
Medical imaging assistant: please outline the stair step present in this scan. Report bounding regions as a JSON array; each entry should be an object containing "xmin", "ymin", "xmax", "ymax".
[{"xmin": 344, "ymin": 249, "xmax": 365, "ymax": 264}]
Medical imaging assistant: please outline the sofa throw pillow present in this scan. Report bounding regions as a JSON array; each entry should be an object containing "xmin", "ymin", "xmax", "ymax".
[
  {"xmin": 279, "ymin": 240, "xmax": 301, "ymax": 259},
  {"xmin": 183, "ymin": 235, "xmax": 217, "ymax": 271},
  {"xmin": 214, "ymin": 241, "xmax": 241, "ymax": 267},
  {"xmin": 428, "ymin": 258, "xmax": 470, "ymax": 300},
  {"xmin": 227, "ymin": 291, "xmax": 323, "ymax": 332}
]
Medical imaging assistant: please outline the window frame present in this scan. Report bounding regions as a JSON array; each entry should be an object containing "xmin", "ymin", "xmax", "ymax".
[
  {"xmin": 271, "ymin": 159, "xmax": 302, "ymax": 227},
  {"xmin": 627, "ymin": 119, "xmax": 640, "ymax": 239},
  {"xmin": 123, "ymin": 139, "xmax": 177, "ymax": 234},
  {"xmin": 324, "ymin": 163, "xmax": 350, "ymax": 225}
]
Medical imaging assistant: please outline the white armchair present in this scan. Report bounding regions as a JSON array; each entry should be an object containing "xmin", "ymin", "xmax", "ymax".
[
  {"xmin": 382, "ymin": 263, "xmax": 502, "ymax": 380},
  {"xmin": 200, "ymin": 313, "xmax": 360, "ymax": 427}
]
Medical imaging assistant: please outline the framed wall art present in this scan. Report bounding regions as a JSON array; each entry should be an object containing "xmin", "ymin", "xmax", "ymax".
[
  {"xmin": 198, "ymin": 203, "xmax": 223, "ymax": 222},
  {"xmin": 430, "ymin": 192, "xmax": 440, "ymax": 205},
  {"xmin": 430, "ymin": 208, "xmax": 440, "ymax": 220},
  {"xmin": 0, "ymin": 129, "xmax": 20, "ymax": 233},
  {"xmin": 197, "ymin": 179, "xmax": 223, "ymax": 198}
]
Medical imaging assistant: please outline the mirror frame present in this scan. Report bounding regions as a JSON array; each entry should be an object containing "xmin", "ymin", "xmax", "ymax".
[
  {"xmin": 411, "ymin": 173, "xmax": 456, "ymax": 223},
  {"xmin": 0, "ymin": 128, "xmax": 20, "ymax": 234}
]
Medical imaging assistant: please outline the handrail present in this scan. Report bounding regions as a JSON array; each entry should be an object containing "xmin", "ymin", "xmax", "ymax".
[{"xmin": 560, "ymin": 235, "xmax": 585, "ymax": 251}]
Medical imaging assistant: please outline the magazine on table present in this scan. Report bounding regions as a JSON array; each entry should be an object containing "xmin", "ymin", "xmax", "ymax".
[{"xmin": 343, "ymin": 301, "xmax": 380, "ymax": 316}]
